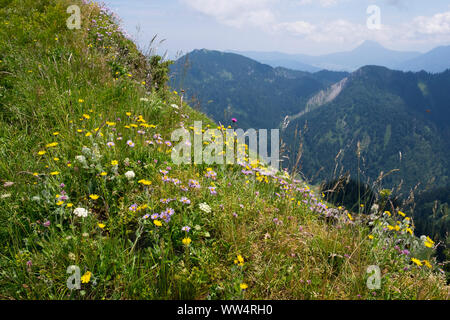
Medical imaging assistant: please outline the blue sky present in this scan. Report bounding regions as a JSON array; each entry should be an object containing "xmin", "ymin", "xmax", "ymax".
[{"xmin": 101, "ymin": 0, "xmax": 450, "ymax": 57}]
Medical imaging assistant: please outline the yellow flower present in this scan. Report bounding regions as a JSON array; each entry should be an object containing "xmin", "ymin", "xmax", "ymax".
[
  {"xmin": 234, "ymin": 254, "xmax": 245, "ymax": 266},
  {"xmin": 53, "ymin": 157, "xmax": 60, "ymax": 161},
  {"xmin": 85, "ymin": 132, "xmax": 92, "ymax": 137},
  {"xmin": 126, "ymin": 112, "xmax": 131, "ymax": 116},
  {"xmin": 33, "ymin": 172, "xmax": 39, "ymax": 176},
  {"xmin": 56, "ymin": 201, "xmax": 64, "ymax": 206},
  {"xmin": 138, "ymin": 179, "xmax": 152, "ymax": 186},
  {"xmin": 78, "ymin": 99, "xmax": 84, "ymax": 103},
  {"xmin": 50, "ymin": 171, "xmax": 60, "ymax": 176},
  {"xmin": 347, "ymin": 213, "xmax": 353, "ymax": 221},
  {"xmin": 100, "ymin": 172, "xmax": 107, "ymax": 176},
  {"xmin": 411, "ymin": 258, "xmax": 422, "ymax": 267},
  {"xmin": 424, "ymin": 237, "xmax": 434, "ymax": 248},
  {"xmin": 398, "ymin": 211, "xmax": 406, "ymax": 217},
  {"xmin": 182, "ymin": 237, "xmax": 192, "ymax": 246},
  {"xmin": 53, "ymin": 132, "xmax": 59, "ymax": 136},
  {"xmin": 384, "ymin": 211, "xmax": 391, "ymax": 217},
  {"xmin": 82, "ymin": 114, "xmax": 90, "ymax": 119},
  {"xmin": 80, "ymin": 271, "xmax": 92, "ymax": 283},
  {"xmin": 89, "ymin": 194, "xmax": 99, "ymax": 200},
  {"xmin": 98, "ymin": 223, "xmax": 105, "ymax": 229},
  {"xmin": 67, "ymin": 203, "xmax": 73, "ymax": 208},
  {"xmin": 368, "ymin": 235, "xmax": 374, "ymax": 240},
  {"xmin": 46, "ymin": 142, "xmax": 58, "ymax": 148},
  {"xmin": 406, "ymin": 228, "xmax": 413, "ymax": 235},
  {"xmin": 240, "ymin": 283, "xmax": 248, "ymax": 290},
  {"xmin": 111, "ymin": 160, "xmax": 118, "ymax": 166},
  {"xmin": 38, "ymin": 150, "xmax": 46, "ymax": 155},
  {"xmin": 153, "ymin": 220, "xmax": 162, "ymax": 227},
  {"xmin": 423, "ymin": 260, "xmax": 432, "ymax": 269}
]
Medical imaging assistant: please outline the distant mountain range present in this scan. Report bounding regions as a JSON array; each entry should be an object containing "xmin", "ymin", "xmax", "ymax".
[
  {"xmin": 170, "ymin": 49, "xmax": 450, "ymax": 194},
  {"xmin": 230, "ymin": 41, "xmax": 450, "ymax": 73}
]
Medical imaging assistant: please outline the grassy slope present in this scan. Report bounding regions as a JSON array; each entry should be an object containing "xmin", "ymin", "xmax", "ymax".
[{"xmin": 0, "ymin": 0, "xmax": 447, "ymax": 300}]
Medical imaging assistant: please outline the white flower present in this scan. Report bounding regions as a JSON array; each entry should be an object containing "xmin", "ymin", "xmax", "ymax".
[
  {"xmin": 199, "ymin": 202, "xmax": 211, "ymax": 213},
  {"xmin": 81, "ymin": 146, "xmax": 92, "ymax": 156},
  {"xmin": 125, "ymin": 170, "xmax": 135, "ymax": 180},
  {"xmin": 171, "ymin": 104, "xmax": 179, "ymax": 109},
  {"xmin": 73, "ymin": 207, "xmax": 89, "ymax": 218},
  {"xmin": 75, "ymin": 155, "xmax": 86, "ymax": 163}
]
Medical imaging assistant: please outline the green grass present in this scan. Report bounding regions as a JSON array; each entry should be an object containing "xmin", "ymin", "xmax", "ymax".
[{"xmin": 0, "ymin": 0, "xmax": 448, "ymax": 300}]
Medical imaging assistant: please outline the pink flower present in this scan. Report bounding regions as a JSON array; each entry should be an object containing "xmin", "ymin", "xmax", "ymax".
[{"xmin": 231, "ymin": 118, "xmax": 237, "ymax": 123}]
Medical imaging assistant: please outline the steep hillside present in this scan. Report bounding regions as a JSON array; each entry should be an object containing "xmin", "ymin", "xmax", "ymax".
[
  {"xmin": 170, "ymin": 49, "xmax": 348, "ymax": 130},
  {"xmin": 0, "ymin": 0, "xmax": 447, "ymax": 300},
  {"xmin": 283, "ymin": 66, "xmax": 450, "ymax": 194}
]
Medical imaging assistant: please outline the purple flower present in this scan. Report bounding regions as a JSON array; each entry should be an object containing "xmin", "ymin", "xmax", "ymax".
[
  {"xmin": 182, "ymin": 226, "xmax": 191, "ymax": 232},
  {"xmin": 208, "ymin": 186, "xmax": 217, "ymax": 195},
  {"xmin": 43, "ymin": 220, "xmax": 51, "ymax": 227},
  {"xmin": 151, "ymin": 213, "xmax": 159, "ymax": 220},
  {"xmin": 188, "ymin": 179, "xmax": 201, "ymax": 189},
  {"xmin": 129, "ymin": 204, "xmax": 138, "ymax": 212},
  {"xmin": 180, "ymin": 197, "xmax": 191, "ymax": 204}
]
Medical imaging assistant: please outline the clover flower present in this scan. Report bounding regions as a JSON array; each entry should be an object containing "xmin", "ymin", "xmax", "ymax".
[
  {"xmin": 124, "ymin": 170, "xmax": 135, "ymax": 180},
  {"xmin": 73, "ymin": 207, "xmax": 89, "ymax": 218},
  {"xmin": 199, "ymin": 202, "xmax": 211, "ymax": 213}
]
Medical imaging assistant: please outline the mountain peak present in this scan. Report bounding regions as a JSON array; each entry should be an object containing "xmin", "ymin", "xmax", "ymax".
[{"xmin": 355, "ymin": 40, "xmax": 385, "ymax": 51}]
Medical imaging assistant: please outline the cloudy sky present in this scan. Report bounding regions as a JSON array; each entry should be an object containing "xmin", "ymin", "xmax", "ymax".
[{"xmin": 101, "ymin": 0, "xmax": 450, "ymax": 57}]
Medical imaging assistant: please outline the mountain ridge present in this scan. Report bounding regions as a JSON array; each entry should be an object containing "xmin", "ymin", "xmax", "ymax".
[{"xmin": 231, "ymin": 41, "xmax": 450, "ymax": 73}]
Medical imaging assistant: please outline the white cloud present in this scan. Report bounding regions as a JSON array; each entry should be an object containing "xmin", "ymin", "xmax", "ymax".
[
  {"xmin": 412, "ymin": 11, "xmax": 450, "ymax": 35},
  {"xmin": 182, "ymin": 0, "xmax": 450, "ymax": 49},
  {"xmin": 275, "ymin": 21, "xmax": 317, "ymax": 36},
  {"xmin": 181, "ymin": 0, "xmax": 276, "ymax": 28},
  {"xmin": 296, "ymin": 0, "xmax": 340, "ymax": 7}
]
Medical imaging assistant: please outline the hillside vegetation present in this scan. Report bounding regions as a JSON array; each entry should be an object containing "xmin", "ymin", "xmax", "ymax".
[{"xmin": 0, "ymin": 0, "xmax": 448, "ymax": 300}]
